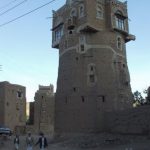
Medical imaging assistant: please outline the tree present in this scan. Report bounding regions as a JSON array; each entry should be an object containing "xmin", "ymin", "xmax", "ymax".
[
  {"xmin": 133, "ymin": 90, "xmax": 144, "ymax": 105},
  {"xmin": 145, "ymin": 87, "xmax": 150, "ymax": 104}
]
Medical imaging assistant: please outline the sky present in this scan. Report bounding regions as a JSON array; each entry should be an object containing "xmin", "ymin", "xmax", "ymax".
[{"xmin": 0, "ymin": 0, "xmax": 150, "ymax": 101}]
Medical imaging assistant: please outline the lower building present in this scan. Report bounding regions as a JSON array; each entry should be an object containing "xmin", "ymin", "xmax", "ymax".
[
  {"xmin": 29, "ymin": 102, "xmax": 34, "ymax": 125},
  {"xmin": 0, "ymin": 81, "xmax": 26, "ymax": 133},
  {"xmin": 26, "ymin": 102, "xmax": 34, "ymax": 125},
  {"xmin": 34, "ymin": 84, "xmax": 55, "ymax": 134}
]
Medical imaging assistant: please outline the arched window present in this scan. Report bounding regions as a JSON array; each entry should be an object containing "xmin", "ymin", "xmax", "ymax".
[
  {"xmin": 117, "ymin": 37, "xmax": 122, "ymax": 50},
  {"xmin": 70, "ymin": 8, "xmax": 77, "ymax": 17},
  {"xmin": 79, "ymin": 4, "xmax": 84, "ymax": 18},
  {"xmin": 88, "ymin": 64, "xmax": 96, "ymax": 72},
  {"xmin": 96, "ymin": 4, "xmax": 103, "ymax": 19}
]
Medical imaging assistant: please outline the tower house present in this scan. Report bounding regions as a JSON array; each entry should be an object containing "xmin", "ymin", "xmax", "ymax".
[{"xmin": 52, "ymin": 0, "xmax": 135, "ymax": 133}]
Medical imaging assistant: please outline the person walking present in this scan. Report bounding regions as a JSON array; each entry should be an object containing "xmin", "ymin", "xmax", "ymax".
[
  {"xmin": 26, "ymin": 132, "xmax": 34, "ymax": 150},
  {"xmin": 35, "ymin": 132, "xmax": 48, "ymax": 150},
  {"xmin": 14, "ymin": 134, "xmax": 19, "ymax": 150}
]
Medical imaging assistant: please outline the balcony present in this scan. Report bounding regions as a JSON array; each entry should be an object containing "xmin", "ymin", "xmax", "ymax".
[
  {"xmin": 79, "ymin": 24, "xmax": 99, "ymax": 33},
  {"xmin": 125, "ymin": 34, "xmax": 136, "ymax": 43}
]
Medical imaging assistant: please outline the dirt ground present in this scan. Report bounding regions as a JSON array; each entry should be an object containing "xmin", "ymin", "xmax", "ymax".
[{"xmin": 1, "ymin": 133, "xmax": 150, "ymax": 150}]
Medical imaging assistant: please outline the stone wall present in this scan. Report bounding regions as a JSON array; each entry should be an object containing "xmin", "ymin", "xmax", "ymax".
[{"xmin": 104, "ymin": 106, "xmax": 150, "ymax": 135}]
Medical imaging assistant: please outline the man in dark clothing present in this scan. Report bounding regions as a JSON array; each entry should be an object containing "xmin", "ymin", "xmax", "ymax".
[
  {"xmin": 35, "ymin": 133, "xmax": 48, "ymax": 150},
  {"xmin": 14, "ymin": 134, "xmax": 19, "ymax": 150}
]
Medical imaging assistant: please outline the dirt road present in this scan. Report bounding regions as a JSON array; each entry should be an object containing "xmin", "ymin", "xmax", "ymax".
[{"xmin": 1, "ymin": 133, "xmax": 150, "ymax": 150}]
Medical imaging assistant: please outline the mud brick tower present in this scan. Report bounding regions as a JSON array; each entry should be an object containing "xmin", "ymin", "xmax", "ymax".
[{"xmin": 52, "ymin": 0, "xmax": 135, "ymax": 133}]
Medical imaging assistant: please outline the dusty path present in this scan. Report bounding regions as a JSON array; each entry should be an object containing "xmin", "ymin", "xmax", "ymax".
[{"xmin": 0, "ymin": 133, "xmax": 150, "ymax": 150}]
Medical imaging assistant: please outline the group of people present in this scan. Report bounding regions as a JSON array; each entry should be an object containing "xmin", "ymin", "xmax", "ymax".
[{"xmin": 14, "ymin": 132, "xmax": 48, "ymax": 150}]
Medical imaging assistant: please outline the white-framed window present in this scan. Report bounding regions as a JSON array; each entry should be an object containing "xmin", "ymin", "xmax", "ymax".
[
  {"xmin": 79, "ymin": 35, "xmax": 85, "ymax": 43},
  {"xmin": 88, "ymin": 63, "xmax": 96, "ymax": 73},
  {"xmin": 54, "ymin": 25, "xmax": 63, "ymax": 42},
  {"xmin": 80, "ymin": 44, "xmax": 85, "ymax": 52},
  {"xmin": 79, "ymin": 35, "xmax": 86, "ymax": 53},
  {"xmin": 117, "ymin": 36, "xmax": 122, "ymax": 50},
  {"xmin": 87, "ymin": 63, "xmax": 97, "ymax": 84},
  {"xmin": 70, "ymin": 8, "xmax": 77, "ymax": 17},
  {"xmin": 79, "ymin": 4, "xmax": 84, "ymax": 18},
  {"xmin": 115, "ymin": 11, "xmax": 126, "ymax": 31},
  {"xmin": 96, "ymin": 2, "xmax": 103, "ymax": 19},
  {"xmin": 116, "ymin": 17, "xmax": 125, "ymax": 30}
]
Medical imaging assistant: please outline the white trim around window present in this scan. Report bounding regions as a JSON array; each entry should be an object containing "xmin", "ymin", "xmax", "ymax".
[
  {"xmin": 117, "ymin": 36, "xmax": 122, "ymax": 50},
  {"xmin": 79, "ymin": 4, "xmax": 84, "ymax": 18}
]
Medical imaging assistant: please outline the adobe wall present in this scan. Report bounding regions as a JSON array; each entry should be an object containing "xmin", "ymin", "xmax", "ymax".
[
  {"xmin": 34, "ymin": 85, "xmax": 55, "ymax": 134},
  {"xmin": 0, "ymin": 81, "xmax": 26, "ymax": 132},
  {"xmin": 53, "ymin": 0, "xmax": 135, "ymax": 133},
  {"xmin": 104, "ymin": 105, "xmax": 150, "ymax": 135}
]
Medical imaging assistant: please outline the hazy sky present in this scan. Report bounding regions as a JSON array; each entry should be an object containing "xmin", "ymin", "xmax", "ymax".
[{"xmin": 0, "ymin": 0, "xmax": 150, "ymax": 101}]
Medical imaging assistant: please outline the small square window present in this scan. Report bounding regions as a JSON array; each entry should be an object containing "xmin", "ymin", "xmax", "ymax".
[
  {"xmin": 81, "ymin": 96, "xmax": 85, "ymax": 102},
  {"xmin": 17, "ymin": 91, "xmax": 23, "ymax": 98},
  {"xmin": 89, "ymin": 75, "xmax": 95, "ymax": 83},
  {"xmin": 69, "ymin": 30, "xmax": 73, "ymax": 34},
  {"xmin": 73, "ymin": 87, "xmax": 76, "ymax": 92},
  {"xmin": 6, "ymin": 102, "xmax": 9, "ymax": 106},
  {"xmin": 91, "ymin": 66, "xmax": 94, "ymax": 71},
  {"xmin": 76, "ymin": 57, "xmax": 79, "ymax": 61},
  {"xmin": 80, "ymin": 45, "xmax": 85, "ymax": 52},
  {"xmin": 123, "ymin": 64, "xmax": 126, "ymax": 68}
]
